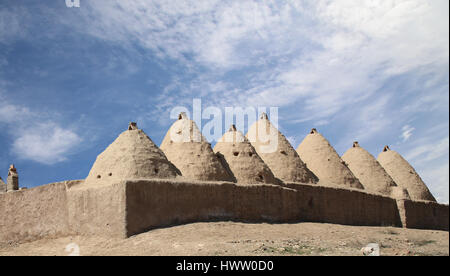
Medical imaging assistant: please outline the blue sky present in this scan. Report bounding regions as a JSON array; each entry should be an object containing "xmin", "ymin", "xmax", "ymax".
[{"xmin": 0, "ymin": 0, "xmax": 448, "ymax": 203}]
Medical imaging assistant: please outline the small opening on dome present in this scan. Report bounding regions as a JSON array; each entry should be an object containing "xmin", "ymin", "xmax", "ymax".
[
  {"xmin": 97, "ymin": 175, "xmax": 101, "ymax": 179},
  {"xmin": 258, "ymin": 175, "xmax": 264, "ymax": 181},
  {"xmin": 280, "ymin": 150, "xmax": 287, "ymax": 155},
  {"xmin": 233, "ymin": 152, "xmax": 239, "ymax": 157},
  {"xmin": 353, "ymin": 142, "xmax": 359, "ymax": 148},
  {"xmin": 249, "ymin": 152, "xmax": 253, "ymax": 157},
  {"xmin": 310, "ymin": 128, "xmax": 317, "ymax": 134},
  {"xmin": 108, "ymin": 173, "xmax": 112, "ymax": 176},
  {"xmin": 154, "ymin": 168, "xmax": 159, "ymax": 174},
  {"xmin": 383, "ymin": 145, "xmax": 390, "ymax": 152}
]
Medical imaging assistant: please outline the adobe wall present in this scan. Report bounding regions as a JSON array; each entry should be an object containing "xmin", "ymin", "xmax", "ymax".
[
  {"xmin": 125, "ymin": 180, "xmax": 402, "ymax": 237},
  {"xmin": 285, "ymin": 183, "xmax": 402, "ymax": 227},
  {"xmin": 67, "ymin": 182, "xmax": 127, "ymax": 238},
  {"xmin": 396, "ymin": 199, "xmax": 449, "ymax": 231},
  {"xmin": 125, "ymin": 180, "xmax": 300, "ymax": 237},
  {"xmin": 1, "ymin": 179, "xmax": 447, "ymax": 243},
  {"xmin": 0, "ymin": 181, "xmax": 82, "ymax": 243}
]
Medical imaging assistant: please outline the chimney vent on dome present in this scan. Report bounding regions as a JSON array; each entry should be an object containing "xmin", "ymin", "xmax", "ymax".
[
  {"xmin": 128, "ymin": 122, "xmax": 138, "ymax": 131},
  {"xmin": 178, "ymin": 112, "xmax": 188, "ymax": 120}
]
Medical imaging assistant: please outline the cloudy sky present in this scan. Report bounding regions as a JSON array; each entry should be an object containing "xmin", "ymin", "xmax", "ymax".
[{"xmin": 0, "ymin": 0, "xmax": 448, "ymax": 203}]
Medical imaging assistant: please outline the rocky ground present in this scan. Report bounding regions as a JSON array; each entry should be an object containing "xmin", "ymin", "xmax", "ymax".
[{"xmin": 0, "ymin": 222, "xmax": 448, "ymax": 256}]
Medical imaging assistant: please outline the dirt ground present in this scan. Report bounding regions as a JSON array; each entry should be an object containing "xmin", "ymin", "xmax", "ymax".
[{"xmin": 0, "ymin": 222, "xmax": 448, "ymax": 256}]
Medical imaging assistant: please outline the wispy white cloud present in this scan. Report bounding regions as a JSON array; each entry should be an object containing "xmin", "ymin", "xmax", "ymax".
[
  {"xmin": 2, "ymin": 0, "xmax": 447, "ymax": 201},
  {"xmin": 401, "ymin": 125, "xmax": 449, "ymax": 203},
  {"xmin": 405, "ymin": 137, "xmax": 449, "ymax": 166},
  {"xmin": 401, "ymin": 125, "xmax": 415, "ymax": 142},
  {"xmin": 0, "ymin": 104, "xmax": 33, "ymax": 124},
  {"xmin": 68, "ymin": 0, "xmax": 448, "ymax": 126},
  {"xmin": 12, "ymin": 122, "xmax": 82, "ymax": 164},
  {"xmin": 0, "ymin": 90, "xmax": 82, "ymax": 165}
]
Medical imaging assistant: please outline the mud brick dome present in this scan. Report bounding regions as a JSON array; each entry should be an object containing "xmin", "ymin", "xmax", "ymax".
[
  {"xmin": 85, "ymin": 122, "xmax": 180, "ymax": 185},
  {"xmin": 160, "ymin": 113, "xmax": 234, "ymax": 182},
  {"xmin": 214, "ymin": 125, "xmax": 278, "ymax": 185},
  {"xmin": 378, "ymin": 146, "xmax": 436, "ymax": 202},
  {"xmin": 342, "ymin": 142, "xmax": 397, "ymax": 196},
  {"xmin": 247, "ymin": 113, "xmax": 318, "ymax": 184},
  {"xmin": 296, "ymin": 128, "xmax": 363, "ymax": 189}
]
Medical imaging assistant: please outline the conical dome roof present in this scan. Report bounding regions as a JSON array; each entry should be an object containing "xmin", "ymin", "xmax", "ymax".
[
  {"xmin": 214, "ymin": 125, "xmax": 278, "ymax": 185},
  {"xmin": 377, "ymin": 146, "xmax": 436, "ymax": 202},
  {"xmin": 85, "ymin": 123, "xmax": 180, "ymax": 185},
  {"xmin": 246, "ymin": 113, "xmax": 318, "ymax": 183},
  {"xmin": 160, "ymin": 113, "xmax": 234, "ymax": 182},
  {"xmin": 342, "ymin": 142, "xmax": 397, "ymax": 196},
  {"xmin": 296, "ymin": 129, "xmax": 364, "ymax": 189}
]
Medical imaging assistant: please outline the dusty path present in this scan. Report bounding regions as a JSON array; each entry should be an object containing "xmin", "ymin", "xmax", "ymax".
[{"xmin": 0, "ymin": 222, "xmax": 448, "ymax": 256}]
